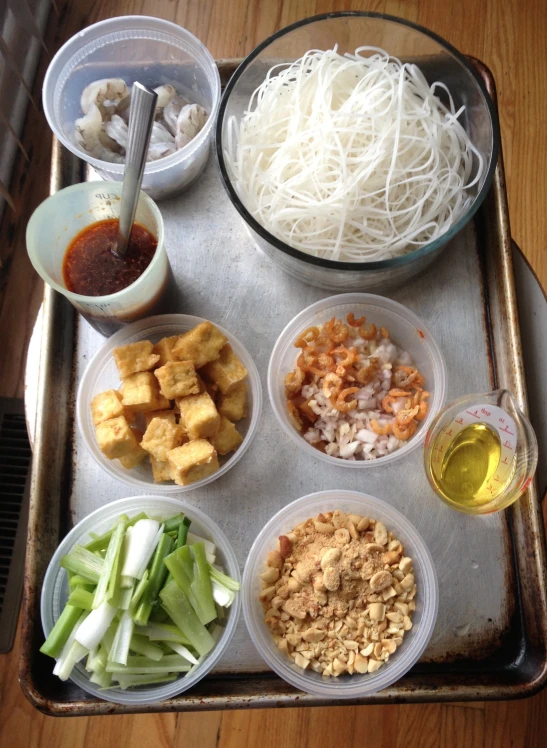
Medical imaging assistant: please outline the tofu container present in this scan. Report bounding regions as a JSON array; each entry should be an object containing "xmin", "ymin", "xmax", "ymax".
[
  {"xmin": 267, "ymin": 293, "xmax": 447, "ymax": 467},
  {"xmin": 41, "ymin": 495, "xmax": 241, "ymax": 705},
  {"xmin": 77, "ymin": 314, "xmax": 262, "ymax": 492},
  {"xmin": 242, "ymin": 489, "xmax": 438, "ymax": 698}
]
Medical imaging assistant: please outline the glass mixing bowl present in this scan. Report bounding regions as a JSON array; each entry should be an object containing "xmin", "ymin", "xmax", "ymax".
[{"xmin": 215, "ymin": 12, "xmax": 500, "ymax": 291}]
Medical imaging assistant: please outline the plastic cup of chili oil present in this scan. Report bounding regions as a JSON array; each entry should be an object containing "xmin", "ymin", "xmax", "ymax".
[{"xmin": 26, "ymin": 181, "xmax": 171, "ymax": 335}]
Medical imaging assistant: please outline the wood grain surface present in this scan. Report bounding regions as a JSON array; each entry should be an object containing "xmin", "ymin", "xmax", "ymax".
[{"xmin": 0, "ymin": 0, "xmax": 546, "ymax": 745}]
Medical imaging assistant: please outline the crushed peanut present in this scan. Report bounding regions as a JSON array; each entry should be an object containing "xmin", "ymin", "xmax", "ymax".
[{"xmin": 260, "ymin": 510, "xmax": 416, "ymax": 677}]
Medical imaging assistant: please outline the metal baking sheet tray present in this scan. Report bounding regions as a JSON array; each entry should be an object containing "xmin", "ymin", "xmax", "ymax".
[{"xmin": 19, "ymin": 60, "xmax": 547, "ymax": 715}]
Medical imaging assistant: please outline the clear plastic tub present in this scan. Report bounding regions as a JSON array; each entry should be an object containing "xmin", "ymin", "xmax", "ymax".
[
  {"xmin": 242, "ymin": 489, "xmax": 438, "ymax": 698},
  {"xmin": 26, "ymin": 182, "xmax": 168, "ymax": 336},
  {"xmin": 268, "ymin": 293, "xmax": 447, "ymax": 467},
  {"xmin": 43, "ymin": 16, "xmax": 221, "ymax": 201},
  {"xmin": 41, "ymin": 495, "xmax": 241, "ymax": 706},
  {"xmin": 77, "ymin": 314, "xmax": 262, "ymax": 492}
]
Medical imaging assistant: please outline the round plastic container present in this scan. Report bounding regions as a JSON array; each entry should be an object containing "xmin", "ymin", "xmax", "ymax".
[
  {"xmin": 242, "ymin": 490, "xmax": 438, "ymax": 698},
  {"xmin": 216, "ymin": 12, "xmax": 499, "ymax": 291},
  {"xmin": 268, "ymin": 293, "xmax": 447, "ymax": 467},
  {"xmin": 43, "ymin": 16, "xmax": 221, "ymax": 201},
  {"xmin": 77, "ymin": 314, "xmax": 262, "ymax": 492},
  {"xmin": 41, "ymin": 495, "xmax": 241, "ymax": 706},
  {"xmin": 26, "ymin": 182, "xmax": 168, "ymax": 335}
]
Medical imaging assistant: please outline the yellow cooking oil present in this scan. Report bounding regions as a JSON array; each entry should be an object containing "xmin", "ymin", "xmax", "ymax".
[{"xmin": 429, "ymin": 422, "xmax": 513, "ymax": 506}]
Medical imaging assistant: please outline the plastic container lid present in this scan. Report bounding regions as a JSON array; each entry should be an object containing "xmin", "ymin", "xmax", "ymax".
[
  {"xmin": 268, "ymin": 293, "xmax": 447, "ymax": 467},
  {"xmin": 242, "ymin": 489, "xmax": 438, "ymax": 698},
  {"xmin": 41, "ymin": 495, "xmax": 241, "ymax": 706},
  {"xmin": 77, "ymin": 314, "xmax": 262, "ymax": 492}
]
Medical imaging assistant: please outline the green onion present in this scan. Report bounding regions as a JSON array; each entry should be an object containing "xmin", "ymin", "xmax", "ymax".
[
  {"xmin": 67, "ymin": 587, "xmax": 94, "ymax": 611},
  {"xmin": 40, "ymin": 605, "xmax": 83, "ymax": 658},
  {"xmin": 93, "ymin": 521, "xmax": 126, "ymax": 609},
  {"xmin": 159, "ymin": 581, "xmax": 215, "ymax": 656},
  {"xmin": 129, "ymin": 634, "xmax": 164, "ymax": 661},
  {"xmin": 60, "ymin": 546, "xmax": 104, "ymax": 584},
  {"xmin": 133, "ymin": 533, "xmax": 174, "ymax": 626}
]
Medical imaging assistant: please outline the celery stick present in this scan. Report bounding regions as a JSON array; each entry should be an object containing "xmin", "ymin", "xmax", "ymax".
[
  {"xmin": 133, "ymin": 534, "xmax": 174, "ymax": 626},
  {"xmin": 67, "ymin": 587, "xmax": 94, "ymax": 611},
  {"xmin": 112, "ymin": 673, "xmax": 177, "ymax": 689},
  {"xmin": 141, "ymin": 622, "xmax": 191, "ymax": 646},
  {"xmin": 108, "ymin": 610, "xmax": 134, "ymax": 666},
  {"xmin": 163, "ymin": 514, "xmax": 184, "ymax": 533},
  {"xmin": 159, "ymin": 581, "xmax": 215, "ymax": 656},
  {"xmin": 106, "ymin": 654, "xmax": 193, "ymax": 673},
  {"xmin": 40, "ymin": 604, "xmax": 83, "ymax": 658},
  {"xmin": 85, "ymin": 513, "xmax": 146, "ymax": 553},
  {"xmin": 68, "ymin": 575, "xmax": 95, "ymax": 591},
  {"xmin": 61, "ymin": 546, "xmax": 104, "ymax": 584},
  {"xmin": 93, "ymin": 521, "xmax": 125, "ymax": 609},
  {"xmin": 190, "ymin": 543, "xmax": 216, "ymax": 624},
  {"xmin": 129, "ymin": 634, "xmax": 164, "ymax": 661}
]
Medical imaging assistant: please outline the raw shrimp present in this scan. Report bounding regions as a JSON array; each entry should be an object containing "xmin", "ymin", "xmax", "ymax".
[
  {"xmin": 163, "ymin": 95, "xmax": 189, "ymax": 135},
  {"xmin": 104, "ymin": 114, "xmax": 128, "ymax": 149},
  {"xmin": 175, "ymin": 103, "xmax": 208, "ymax": 149},
  {"xmin": 147, "ymin": 142, "xmax": 177, "ymax": 161},
  {"xmin": 75, "ymin": 104, "xmax": 123, "ymax": 162},
  {"xmin": 154, "ymin": 84, "xmax": 176, "ymax": 112},
  {"xmin": 151, "ymin": 121, "xmax": 175, "ymax": 145},
  {"xmin": 80, "ymin": 78, "xmax": 128, "ymax": 116}
]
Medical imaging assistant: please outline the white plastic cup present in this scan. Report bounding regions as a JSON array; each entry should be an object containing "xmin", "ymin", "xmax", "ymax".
[
  {"xmin": 76, "ymin": 314, "xmax": 263, "ymax": 492},
  {"xmin": 242, "ymin": 489, "xmax": 438, "ymax": 698},
  {"xmin": 42, "ymin": 16, "xmax": 221, "ymax": 201},
  {"xmin": 26, "ymin": 181, "xmax": 169, "ymax": 335},
  {"xmin": 268, "ymin": 293, "xmax": 447, "ymax": 467},
  {"xmin": 41, "ymin": 495, "xmax": 241, "ymax": 706}
]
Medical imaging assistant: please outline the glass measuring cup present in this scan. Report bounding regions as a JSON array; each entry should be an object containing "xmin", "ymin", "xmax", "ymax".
[
  {"xmin": 423, "ymin": 390, "xmax": 538, "ymax": 514},
  {"xmin": 26, "ymin": 182, "xmax": 171, "ymax": 336}
]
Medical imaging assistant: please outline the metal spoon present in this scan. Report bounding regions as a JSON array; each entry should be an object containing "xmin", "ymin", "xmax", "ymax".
[{"xmin": 114, "ymin": 82, "xmax": 158, "ymax": 257}]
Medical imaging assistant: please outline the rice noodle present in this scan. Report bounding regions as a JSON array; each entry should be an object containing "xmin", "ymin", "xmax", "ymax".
[{"xmin": 225, "ymin": 47, "xmax": 484, "ymax": 261}]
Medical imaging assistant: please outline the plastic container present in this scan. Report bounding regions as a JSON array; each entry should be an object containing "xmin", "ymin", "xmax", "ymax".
[
  {"xmin": 242, "ymin": 489, "xmax": 438, "ymax": 698},
  {"xmin": 77, "ymin": 314, "xmax": 262, "ymax": 492},
  {"xmin": 26, "ymin": 181, "xmax": 168, "ymax": 335},
  {"xmin": 43, "ymin": 16, "xmax": 221, "ymax": 201},
  {"xmin": 424, "ymin": 389, "xmax": 538, "ymax": 514},
  {"xmin": 268, "ymin": 293, "xmax": 447, "ymax": 467},
  {"xmin": 216, "ymin": 11, "xmax": 500, "ymax": 291},
  {"xmin": 41, "ymin": 495, "xmax": 241, "ymax": 706}
]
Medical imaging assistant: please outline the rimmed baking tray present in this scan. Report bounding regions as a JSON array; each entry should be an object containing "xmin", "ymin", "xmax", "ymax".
[{"xmin": 19, "ymin": 59, "xmax": 547, "ymax": 715}]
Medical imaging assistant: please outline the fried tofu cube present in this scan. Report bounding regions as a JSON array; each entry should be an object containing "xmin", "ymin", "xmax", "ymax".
[
  {"xmin": 209, "ymin": 416, "xmax": 243, "ymax": 455},
  {"xmin": 150, "ymin": 456, "xmax": 174, "ymax": 483},
  {"xmin": 154, "ymin": 360, "xmax": 200, "ymax": 400},
  {"xmin": 154, "ymin": 335, "xmax": 183, "ymax": 366},
  {"xmin": 91, "ymin": 389, "xmax": 124, "ymax": 425},
  {"xmin": 121, "ymin": 372, "xmax": 170, "ymax": 412},
  {"xmin": 96, "ymin": 416, "xmax": 141, "ymax": 460},
  {"xmin": 141, "ymin": 417, "xmax": 186, "ymax": 462},
  {"xmin": 113, "ymin": 341, "xmax": 160, "ymax": 378},
  {"xmin": 144, "ymin": 409, "xmax": 177, "ymax": 428},
  {"xmin": 218, "ymin": 382, "xmax": 248, "ymax": 422},
  {"xmin": 167, "ymin": 440, "xmax": 219, "ymax": 486},
  {"xmin": 172, "ymin": 322, "xmax": 227, "ymax": 368},
  {"xmin": 202, "ymin": 344, "xmax": 247, "ymax": 394},
  {"xmin": 177, "ymin": 391, "xmax": 220, "ymax": 440},
  {"xmin": 119, "ymin": 433, "xmax": 148, "ymax": 469}
]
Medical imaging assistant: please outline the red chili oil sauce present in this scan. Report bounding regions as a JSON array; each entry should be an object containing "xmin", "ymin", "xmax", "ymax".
[{"xmin": 62, "ymin": 219, "xmax": 157, "ymax": 296}]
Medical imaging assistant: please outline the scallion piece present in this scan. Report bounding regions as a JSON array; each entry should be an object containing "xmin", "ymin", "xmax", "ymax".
[
  {"xmin": 159, "ymin": 581, "xmax": 215, "ymax": 656},
  {"xmin": 60, "ymin": 546, "xmax": 104, "ymax": 584},
  {"xmin": 40, "ymin": 604, "xmax": 83, "ymax": 659}
]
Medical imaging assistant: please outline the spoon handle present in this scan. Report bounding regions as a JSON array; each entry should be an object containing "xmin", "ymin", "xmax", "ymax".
[{"xmin": 116, "ymin": 82, "xmax": 158, "ymax": 257}]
